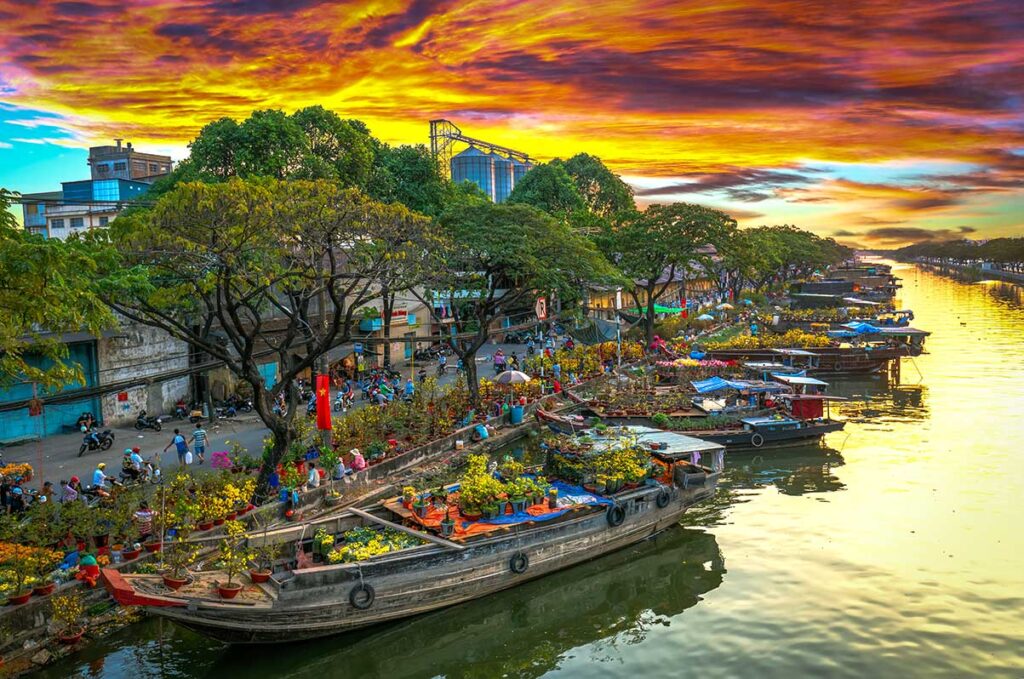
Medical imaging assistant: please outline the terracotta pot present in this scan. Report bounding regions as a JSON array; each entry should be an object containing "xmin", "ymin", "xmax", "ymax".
[
  {"xmin": 213, "ymin": 518, "xmax": 226, "ymax": 526},
  {"xmin": 111, "ymin": 543, "xmax": 124, "ymax": 553},
  {"xmin": 249, "ymin": 569, "xmax": 272, "ymax": 584},
  {"xmin": 58, "ymin": 628, "xmax": 85, "ymax": 645},
  {"xmin": 144, "ymin": 540, "xmax": 162, "ymax": 553},
  {"xmin": 121, "ymin": 548, "xmax": 142, "ymax": 561},
  {"xmin": 225, "ymin": 512, "xmax": 238, "ymax": 521},
  {"xmin": 218, "ymin": 583, "xmax": 243, "ymax": 599},
  {"xmin": 32, "ymin": 582, "xmax": 56, "ymax": 596},
  {"xmin": 462, "ymin": 511, "xmax": 482, "ymax": 521},
  {"xmin": 162, "ymin": 574, "xmax": 189, "ymax": 590},
  {"xmin": 8, "ymin": 591, "xmax": 32, "ymax": 605},
  {"xmin": 197, "ymin": 521, "xmax": 214, "ymax": 531},
  {"xmin": 76, "ymin": 541, "xmax": 86, "ymax": 552}
]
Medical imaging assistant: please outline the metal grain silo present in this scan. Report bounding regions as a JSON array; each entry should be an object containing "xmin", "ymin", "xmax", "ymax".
[
  {"xmin": 451, "ymin": 146, "xmax": 495, "ymax": 201},
  {"xmin": 511, "ymin": 158, "xmax": 532, "ymax": 188},
  {"xmin": 491, "ymin": 153, "xmax": 514, "ymax": 202}
]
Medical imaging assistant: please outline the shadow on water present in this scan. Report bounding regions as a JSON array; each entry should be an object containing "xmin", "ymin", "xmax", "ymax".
[{"xmin": 40, "ymin": 527, "xmax": 725, "ymax": 679}]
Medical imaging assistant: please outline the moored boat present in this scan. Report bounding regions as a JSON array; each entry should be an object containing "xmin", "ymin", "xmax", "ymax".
[{"xmin": 103, "ymin": 430, "xmax": 724, "ymax": 644}]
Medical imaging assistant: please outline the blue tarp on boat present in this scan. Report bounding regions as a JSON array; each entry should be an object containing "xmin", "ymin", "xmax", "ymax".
[{"xmin": 691, "ymin": 376, "xmax": 750, "ymax": 393}]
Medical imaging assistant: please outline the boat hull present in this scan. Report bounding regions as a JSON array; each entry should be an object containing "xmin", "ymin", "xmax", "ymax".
[
  {"xmin": 140, "ymin": 481, "xmax": 718, "ymax": 643},
  {"xmin": 597, "ymin": 418, "xmax": 845, "ymax": 451}
]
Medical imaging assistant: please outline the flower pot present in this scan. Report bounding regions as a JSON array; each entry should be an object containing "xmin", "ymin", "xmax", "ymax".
[
  {"xmin": 402, "ymin": 500, "xmax": 413, "ymax": 509},
  {"xmin": 197, "ymin": 521, "xmax": 214, "ymax": 531},
  {"xmin": 32, "ymin": 582, "xmax": 56, "ymax": 597},
  {"xmin": 225, "ymin": 512, "xmax": 238, "ymax": 521},
  {"xmin": 213, "ymin": 518, "xmax": 226, "ymax": 526},
  {"xmin": 325, "ymin": 494, "xmax": 342, "ymax": 507},
  {"xmin": 58, "ymin": 628, "xmax": 85, "ymax": 645},
  {"xmin": 121, "ymin": 548, "xmax": 142, "ymax": 561},
  {"xmin": 462, "ymin": 510, "xmax": 482, "ymax": 521},
  {"xmin": 93, "ymin": 534, "xmax": 109, "ymax": 547},
  {"xmin": 249, "ymin": 569, "xmax": 272, "ymax": 584},
  {"xmin": 440, "ymin": 521, "xmax": 455, "ymax": 537},
  {"xmin": 162, "ymin": 574, "xmax": 189, "ymax": 590},
  {"xmin": 8, "ymin": 591, "xmax": 32, "ymax": 605},
  {"xmin": 144, "ymin": 540, "xmax": 163, "ymax": 553},
  {"xmin": 413, "ymin": 502, "xmax": 429, "ymax": 518},
  {"xmin": 218, "ymin": 583, "xmax": 243, "ymax": 599},
  {"xmin": 548, "ymin": 497, "xmax": 559, "ymax": 509},
  {"xmin": 510, "ymin": 498, "xmax": 527, "ymax": 514}
]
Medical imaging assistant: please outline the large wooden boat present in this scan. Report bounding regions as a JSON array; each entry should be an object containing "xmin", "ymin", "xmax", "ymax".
[
  {"xmin": 103, "ymin": 431, "xmax": 724, "ymax": 644},
  {"xmin": 706, "ymin": 344, "xmax": 920, "ymax": 374}
]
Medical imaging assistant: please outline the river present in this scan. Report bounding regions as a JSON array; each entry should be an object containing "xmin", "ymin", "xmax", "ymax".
[{"xmin": 36, "ymin": 263, "xmax": 1024, "ymax": 678}]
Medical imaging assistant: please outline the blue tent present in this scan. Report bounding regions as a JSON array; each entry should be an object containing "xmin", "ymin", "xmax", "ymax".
[{"xmin": 691, "ymin": 376, "xmax": 751, "ymax": 393}]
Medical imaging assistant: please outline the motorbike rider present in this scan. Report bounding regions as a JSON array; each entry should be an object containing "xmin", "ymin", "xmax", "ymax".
[
  {"xmin": 59, "ymin": 479, "xmax": 79, "ymax": 503},
  {"xmin": 174, "ymin": 398, "xmax": 187, "ymax": 418},
  {"xmin": 438, "ymin": 353, "xmax": 448, "ymax": 375},
  {"xmin": 91, "ymin": 462, "xmax": 114, "ymax": 497},
  {"xmin": 121, "ymin": 449, "xmax": 142, "ymax": 482}
]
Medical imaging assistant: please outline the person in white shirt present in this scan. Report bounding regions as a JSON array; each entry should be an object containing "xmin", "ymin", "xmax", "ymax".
[{"xmin": 306, "ymin": 461, "xmax": 320, "ymax": 489}]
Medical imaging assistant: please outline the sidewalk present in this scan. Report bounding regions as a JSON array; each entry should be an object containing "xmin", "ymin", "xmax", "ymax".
[{"xmin": 3, "ymin": 341, "xmax": 534, "ymax": 489}]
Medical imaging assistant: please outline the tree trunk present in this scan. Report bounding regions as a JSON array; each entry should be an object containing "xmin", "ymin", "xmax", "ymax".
[
  {"xmin": 645, "ymin": 286, "xmax": 656, "ymax": 348},
  {"xmin": 463, "ymin": 353, "xmax": 480, "ymax": 408}
]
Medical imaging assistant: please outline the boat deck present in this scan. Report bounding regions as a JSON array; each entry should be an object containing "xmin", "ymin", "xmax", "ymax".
[{"xmin": 107, "ymin": 569, "xmax": 277, "ymax": 608}]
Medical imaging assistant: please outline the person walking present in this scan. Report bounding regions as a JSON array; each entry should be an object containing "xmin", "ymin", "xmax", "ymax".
[
  {"xmin": 164, "ymin": 428, "xmax": 191, "ymax": 466},
  {"xmin": 188, "ymin": 423, "xmax": 208, "ymax": 464}
]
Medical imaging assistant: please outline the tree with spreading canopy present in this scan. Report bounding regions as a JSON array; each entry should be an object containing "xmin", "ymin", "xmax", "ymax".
[
  {"xmin": 413, "ymin": 201, "xmax": 615, "ymax": 405},
  {"xmin": 0, "ymin": 189, "xmax": 113, "ymax": 389},
  {"xmin": 598, "ymin": 203, "xmax": 736, "ymax": 346},
  {"xmin": 559, "ymin": 153, "xmax": 635, "ymax": 217},
  {"xmin": 89, "ymin": 179, "xmax": 415, "ymax": 498},
  {"xmin": 506, "ymin": 162, "xmax": 585, "ymax": 217}
]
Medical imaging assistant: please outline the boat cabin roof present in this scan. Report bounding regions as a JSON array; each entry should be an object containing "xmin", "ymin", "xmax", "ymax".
[
  {"xmin": 877, "ymin": 327, "xmax": 931, "ymax": 336},
  {"xmin": 780, "ymin": 393, "xmax": 847, "ymax": 401},
  {"xmin": 772, "ymin": 374, "xmax": 830, "ymax": 387},
  {"xmin": 609, "ymin": 425, "xmax": 725, "ymax": 459}
]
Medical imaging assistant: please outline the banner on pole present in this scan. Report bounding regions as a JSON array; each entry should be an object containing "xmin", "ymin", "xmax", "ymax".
[{"xmin": 315, "ymin": 374, "xmax": 332, "ymax": 430}]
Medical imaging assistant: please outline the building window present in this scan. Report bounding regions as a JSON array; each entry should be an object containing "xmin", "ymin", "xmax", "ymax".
[
  {"xmin": 149, "ymin": 163, "xmax": 159, "ymax": 173},
  {"xmin": 113, "ymin": 162, "xmax": 126, "ymax": 171},
  {"xmin": 70, "ymin": 217, "xmax": 84, "ymax": 228},
  {"xmin": 96, "ymin": 164, "xmax": 109, "ymax": 174},
  {"xmin": 50, "ymin": 218, "xmax": 65, "ymax": 229},
  {"xmin": 99, "ymin": 216, "xmax": 109, "ymax": 226}
]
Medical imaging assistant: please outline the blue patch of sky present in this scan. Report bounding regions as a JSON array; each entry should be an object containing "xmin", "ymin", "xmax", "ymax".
[
  {"xmin": 0, "ymin": 103, "xmax": 89, "ymax": 197},
  {"xmin": 799, "ymin": 159, "xmax": 982, "ymax": 186}
]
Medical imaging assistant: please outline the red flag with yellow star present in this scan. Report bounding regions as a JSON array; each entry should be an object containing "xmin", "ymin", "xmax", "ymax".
[{"xmin": 315, "ymin": 374, "xmax": 331, "ymax": 430}]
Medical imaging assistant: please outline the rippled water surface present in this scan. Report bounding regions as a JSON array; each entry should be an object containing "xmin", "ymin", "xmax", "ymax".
[{"xmin": 38, "ymin": 264, "xmax": 1024, "ymax": 678}]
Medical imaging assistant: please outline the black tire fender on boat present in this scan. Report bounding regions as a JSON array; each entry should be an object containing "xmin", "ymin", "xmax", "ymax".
[
  {"xmin": 349, "ymin": 582, "xmax": 375, "ymax": 610},
  {"xmin": 606, "ymin": 503, "xmax": 626, "ymax": 527},
  {"xmin": 656, "ymin": 488, "xmax": 671, "ymax": 508},
  {"xmin": 750, "ymin": 432, "xmax": 765, "ymax": 448},
  {"xmin": 509, "ymin": 551, "xmax": 529, "ymax": 574}
]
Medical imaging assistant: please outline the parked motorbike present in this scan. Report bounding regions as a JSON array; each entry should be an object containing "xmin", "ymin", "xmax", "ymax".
[
  {"xmin": 221, "ymin": 395, "xmax": 253, "ymax": 413},
  {"xmin": 214, "ymin": 404, "xmax": 237, "ymax": 419},
  {"xmin": 78, "ymin": 429, "xmax": 115, "ymax": 457},
  {"xmin": 173, "ymin": 403, "xmax": 188, "ymax": 419},
  {"xmin": 134, "ymin": 410, "xmax": 162, "ymax": 432},
  {"xmin": 188, "ymin": 409, "xmax": 205, "ymax": 424}
]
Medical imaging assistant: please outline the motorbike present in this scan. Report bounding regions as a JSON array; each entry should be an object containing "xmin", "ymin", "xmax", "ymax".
[
  {"xmin": 333, "ymin": 391, "xmax": 353, "ymax": 412},
  {"xmin": 78, "ymin": 429, "xmax": 115, "ymax": 457},
  {"xmin": 221, "ymin": 395, "xmax": 253, "ymax": 413},
  {"xmin": 214, "ymin": 404, "xmax": 237, "ymax": 419},
  {"xmin": 188, "ymin": 409, "xmax": 205, "ymax": 424},
  {"xmin": 134, "ymin": 410, "xmax": 162, "ymax": 432},
  {"xmin": 173, "ymin": 403, "xmax": 188, "ymax": 419}
]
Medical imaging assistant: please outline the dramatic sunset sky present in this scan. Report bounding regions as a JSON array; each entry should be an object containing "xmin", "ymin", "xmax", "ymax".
[{"xmin": 1, "ymin": 0, "xmax": 1022, "ymax": 247}]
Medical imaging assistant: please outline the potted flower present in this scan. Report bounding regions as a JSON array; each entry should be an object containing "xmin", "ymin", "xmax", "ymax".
[
  {"xmin": 30, "ymin": 547, "xmax": 61, "ymax": 596},
  {"xmin": 215, "ymin": 521, "xmax": 250, "ymax": 599},
  {"xmin": 440, "ymin": 508, "xmax": 456, "ymax": 538},
  {"xmin": 162, "ymin": 531, "xmax": 199, "ymax": 590},
  {"xmin": 547, "ymin": 487, "xmax": 559, "ymax": 509},
  {"xmin": 51, "ymin": 590, "xmax": 86, "ymax": 645},
  {"xmin": 432, "ymin": 486, "xmax": 447, "ymax": 509},
  {"xmin": 249, "ymin": 542, "xmax": 276, "ymax": 584},
  {"xmin": 401, "ymin": 486, "xmax": 416, "ymax": 508},
  {"xmin": 412, "ymin": 492, "xmax": 431, "ymax": 519},
  {"xmin": 325, "ymin": 488, "xmax": 343, "ymax": 507},
  {"xmin": 5, "ymin": 545, "xmax": 37, "ymax": 604}
]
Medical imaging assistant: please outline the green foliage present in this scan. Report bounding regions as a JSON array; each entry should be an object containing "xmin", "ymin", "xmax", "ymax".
[
  {"xmin": 0, "ymin": 189, "xmax": 114, "ymax": 388},
  {"xmin": 558, "ymin": 153, "xmax": 635, "ymax": 217},
  {"xmin": 894, "ymin": 237, "xmax": 1024, "ymax": 266},
  {"xmin": 507, "ymin": 162, "xmax": 585, "ymax": 216},
  {"xmin": 368, "ymin": 143, "xmax": 449, "ymax": 217}
]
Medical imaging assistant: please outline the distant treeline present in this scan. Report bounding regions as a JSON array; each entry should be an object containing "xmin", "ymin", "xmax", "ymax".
[{"xmin": 893, "ymin": 238, "xmax": 1024, "ymax": 270}]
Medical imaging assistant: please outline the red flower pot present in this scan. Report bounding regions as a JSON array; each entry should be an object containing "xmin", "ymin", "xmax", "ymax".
[
  {"xmin": 197, "ymin": 521, "xmax": 214, "ymax": 531},
  {"xmin": 32, "ymin": 582, "xmax": 56, "ymax": 596},
  {"xmin": 213, "ymin": 518, "xmax": 225, "ymax": 526},
  {"xmin": 144, "ymin": 540, "xmax": 162, "ymax": 553},
  {"xmin": 218, "ymin": 583, "xmax": 243, "ymax": 599},
  {"xmin": 162, "ymin": 574, "xmax": 189, "ymax": 590},
  {"xmin": 76, "ymin": 541, "xmax": 86, "ymax": 552},
  {"xmin": 249, "ymin": 569, "xmax": 272, "ymax": 584},
  {"xmin": 225, "ymin": 512, "xmax": 238, "ymax": 521},
  {"xmin": 8, "ymin": 591, "xmax": 32, "ymax": 605},
  {"xmin": 58, "ymin": 628, "xmax": 85, "ymax": 645},
  {"xmin": 121, "ymin": 548, "xmax": 142, "ymax": 561}
]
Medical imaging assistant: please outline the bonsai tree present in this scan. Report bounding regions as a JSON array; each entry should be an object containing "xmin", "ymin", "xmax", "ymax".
[
  {"xmin": 216, "ymin": 521, "xmax": 251, "ymax": 591},
  {"xmin": 50, "ymin": 590, "xmax": 86, "ymax": 638},
  {"xmin": 163, "ymin": 529, "xmax": 200, "ymax": 582}
]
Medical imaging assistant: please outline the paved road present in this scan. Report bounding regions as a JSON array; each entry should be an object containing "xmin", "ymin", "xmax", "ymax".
[{"xmin": 2, "ymin": 341, "xmax": 536, "ymax": 489}]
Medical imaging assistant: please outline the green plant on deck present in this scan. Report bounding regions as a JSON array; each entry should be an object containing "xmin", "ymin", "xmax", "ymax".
[
  {"xmin": 163, "ymin": 528, "xmax": 200, "ymax": 580},
  {"xmin": 457, "ymin": 454, "xmax": 505, "ymax": 513},
  {"xmin": 651, "ymin": 412, "xmax": 670, "ymax": 428},
  {"xmin": 216, "ymin": 521, "xmax": 252, "ymax": 587}
]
